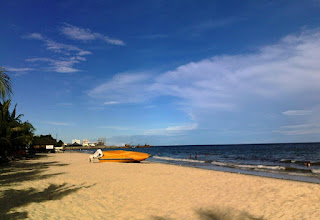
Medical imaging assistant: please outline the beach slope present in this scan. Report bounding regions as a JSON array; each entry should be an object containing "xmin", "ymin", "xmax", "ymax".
[{"xmin": 1, "ymin": 152, "xmax": 319, "ymax": 219}]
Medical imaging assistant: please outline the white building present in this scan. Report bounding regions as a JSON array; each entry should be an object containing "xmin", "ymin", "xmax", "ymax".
[
  {"xmin": 72, "ymin": 139, "xmax": 81, "ymax": 145},
  {"xmin": 82, "ymin": 139, "xmax": 89, "ymax": 146}
]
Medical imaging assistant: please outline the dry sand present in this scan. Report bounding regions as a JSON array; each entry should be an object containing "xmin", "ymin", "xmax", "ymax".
[{"xmin": 1, "ymin": 152, "xmax": 320, "ymax": 220}]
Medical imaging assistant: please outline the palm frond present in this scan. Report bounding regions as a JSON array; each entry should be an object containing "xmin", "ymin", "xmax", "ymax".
[{"xmin": 0, "ymin": 67, "xmax": 13, "ymax": 101}]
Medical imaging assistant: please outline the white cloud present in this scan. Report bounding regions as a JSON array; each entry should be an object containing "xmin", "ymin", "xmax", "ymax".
[
  {"xmin": 282, "ymin": 110, "xmax": 312, "ymax": 116},
  {"xmin": 44, "ymin": 121, "xmax": 73, "ymax": 126},
  {"xmin": 44, "ymin": 39, "xmax": 91, "ymax": 55},
  {"xmin": 88, "ymin": 72, "xmax": 154, "ymax": 103},
  {"xmin": 54, "ymin": 66, "xmax": 79, "ymax": 73},
  {"xmin": 166, "ymin": 123, "xmax": 198, "ymax": 131},
  {"xmin": 89, "ymin": 29, "xmax": 320, "ymax": 137},
  {"xmin": 144, "ymin": 123, "xmax": 198, "ymax": 135},
  {"xmin": 75, "ymin": 56, "xmax": 86, "ymax": 61},
  {"xmin": 6, "ymin": 67, "xmax": 34, "ymax": 72},
  {"xmin": 24, "ymin": 33, "xmax": 44, "ymax": 40},
  {"xmin": 61, "ymin": 24, "xmax": 96, "ymax": 40},
  {"xmin": 104, "ymin": 101, "xmax": 120, "ymax": 105},
  {"xmin": 25, "ymin": 33, "xmax": 92, "ymax": 55},
  {"xmin": 26, "ymin": 57, "xmax": 81, "ymax": 73},
  {"xmin": 103, "ymin": 36, "xmax": 125, "ymax": 46},
  {"xmin": 61, "ymin": 23, "xmax": 125, "ymax": 46},
  {"xmin": 5, "ymin": 67, "xmax": 34, "ymax": 76},
  {"xmin": 277, "ymin": 105, "xmax": 320, "ymax": 135},
  {"xmin": 25, "ymin": 58, "xmax": 52, "ymax": 62},
  {"xmin": 90, "ymin": 29, "xmax": 320, "ymax": 110},
  {"xmin": 77, "ymin": 51, "xmax": 92, "ymax": 56},
  {"xmin": 281, "ymin": 123, "xmax": 315, "ymax": 129},
  {"xmin": 276, "ymin": 123, "xmax": 320, "ymax": 135},
  {"xmin": 24, "ymin": 32, "xmax": 92, "ymax": 73}
]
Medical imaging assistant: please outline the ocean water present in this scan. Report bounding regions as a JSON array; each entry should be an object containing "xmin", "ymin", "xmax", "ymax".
[{"xmin": 82, "ymin": 143, "xmax": 320, "ymax": 184}]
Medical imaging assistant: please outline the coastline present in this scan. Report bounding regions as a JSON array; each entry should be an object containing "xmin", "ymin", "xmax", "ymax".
[
  {"xmin": 79, "ymin": 148, "xmax": 320, "ymax": 184},
  {"xmin": 1, "ymin": 152, "xmax": 320, "ymax": 219},
  {"xmin": 149, "ymin": 157, "xmax": 320, "ymax": 184}
]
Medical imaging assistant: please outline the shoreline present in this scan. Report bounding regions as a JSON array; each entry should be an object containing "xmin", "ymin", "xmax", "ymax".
[
  {"xmin": 148, "ymin": 159, "xmax": 320, "ymax": 185},
  {"xmin": 1, "ymin": 152, "xmax": 320, "ymax": 219},
  {"xmin": 78, "ymin": 150, "xmax": 320, "ymax": 184},
  {"xmin": 149, "ymin": 158, "xmax": 320, "ymax": 184}
]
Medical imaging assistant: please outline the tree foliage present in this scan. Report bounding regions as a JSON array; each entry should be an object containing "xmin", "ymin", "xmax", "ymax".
[
  {"xmin": 0, "ymin": 100, "xmax": 35, "ymax": 157},
  {"xmin": 0, "ymin": 67, "xmax": 12, "ymax": 101},
  {"xmin": 33, "ymin": 134, "xmax": 63, "ymax": 147},
  {"xmin": 0, "ymin": 68, "xmax": 36, "ymax": 158}
]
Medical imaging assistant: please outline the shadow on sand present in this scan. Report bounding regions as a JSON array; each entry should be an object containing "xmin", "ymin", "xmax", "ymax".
[
  {"xmin": 0, "ymin": 158, "xmax": 69, "ymax": 186},
  {"xmin": 152, "ymin": 207, "xmax": 265, "ymax": 220},
  {"xmin": 0, "ymin": 183, "xmax": 85, "ymax": 219},
  {"xmin": 0, "ymin": 154, "xmax": 91, "ymax": 219}
]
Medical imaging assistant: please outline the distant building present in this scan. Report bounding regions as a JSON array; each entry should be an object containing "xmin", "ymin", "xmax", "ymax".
[
  {"xmin": 72, "ymin": 139, "xmax": 81, "ymax": 145},
  {"xmin": 88, "ymin": 142, "xmax": 96, "ymax": 147},
  {"xmin": 97, "ymin": 138, "xmax": 106, "ymax": 146},
  {"xmin": 82, "ymin": 139, "xmax": 89, "ymax": 146},
  {"xmin": 70, "ymin": 142, "xmax": 82, "ymax": 147}
]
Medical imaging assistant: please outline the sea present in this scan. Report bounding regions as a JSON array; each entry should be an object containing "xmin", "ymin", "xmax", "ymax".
[{"xmin": 81, "ymin": 142, "xmax": 320, "ymax": 184}]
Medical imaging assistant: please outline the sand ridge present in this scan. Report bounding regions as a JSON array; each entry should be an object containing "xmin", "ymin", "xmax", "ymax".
[{"xmin": 1, "ymin": 152, "xmax": 320, "ymax": 219}]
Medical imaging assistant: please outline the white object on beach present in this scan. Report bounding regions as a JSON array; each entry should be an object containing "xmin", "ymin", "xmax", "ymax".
[{"xmin": 89, "ymin": 149, "xmax": 103, "ymax": 162}]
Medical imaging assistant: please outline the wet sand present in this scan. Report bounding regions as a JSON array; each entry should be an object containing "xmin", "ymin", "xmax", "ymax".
[{"xmin": 1, "ymin": 152, "xmax": 320, "ymax": 219}]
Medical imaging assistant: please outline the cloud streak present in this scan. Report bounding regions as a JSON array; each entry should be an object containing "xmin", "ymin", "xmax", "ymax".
[
  {"xmin": 6, "ymin": 67, "xmax": 34, "ymax": 72},
  {"xmin": 44, "ymin": 121, "xmax": 73, "ymax": 126},
  {"xmin": 24, "ymin": 32, "xmax": 92, "ymax": 73},
  {"xmin": 24, "ymin": 32, "xmax": 94, "ymax": 73},
  {"xmin": 88, "ymin": 29, "xmax": 320, "ymax": 139},
  {"xmin": 104, "ymin": 101, "xmax": 120, "ymax": 105},
  {"xmin": 61, "ymin": 23, "xmax": 125, "ymax": 46},
  {"xmin": 90, "ymin": 29, "xmax": 320, "ymax": 112},
  {"xmin": 25, "ymin": 33, "xmax": 92, "ymax": 56},
  {"xmin": 282, "ymin": 110, "xmax": 312, "ymax": 116},
  {"xmin": 144, "ymin": 123, "xmax": 198, "ymax": 135},
  {"xmin": 88, "ymin": 72, "xmax": 154, "ymax": 103},
  {"xmin": 26, "ymin": 57, "xmax": 84, "ymax": 73},
  {"xmin": 5, "ymin": 67, "xmax": 34, "ymax": 76},
  {"xmin": 276, "ymin": 123, "xmax": 320, "ymax": 135}
]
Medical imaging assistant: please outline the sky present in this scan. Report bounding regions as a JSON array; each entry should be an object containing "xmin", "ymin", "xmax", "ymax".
[{"xmin": 1, "ymin": 0, "xmax": 320, "ymax": 145}]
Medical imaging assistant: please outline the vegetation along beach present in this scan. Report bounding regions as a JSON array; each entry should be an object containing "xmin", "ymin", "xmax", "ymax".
[{"xmin": 2, "ymin": 1, "xmax": 320, "ymax": 219}]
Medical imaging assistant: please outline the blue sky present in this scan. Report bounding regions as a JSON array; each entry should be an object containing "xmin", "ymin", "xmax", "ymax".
[{"xmin": 1, "ymin": 0, "xmax": 320, "ymax": 145}]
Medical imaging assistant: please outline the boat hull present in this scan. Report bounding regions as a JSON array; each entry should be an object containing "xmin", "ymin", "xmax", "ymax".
[{"xmin": 98, "ymin": 150, "xmax": 149, "ymax": 163}]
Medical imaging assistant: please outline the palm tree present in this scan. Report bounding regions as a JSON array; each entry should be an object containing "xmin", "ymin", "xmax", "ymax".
[
  {"xmin": 0, "ymin": 100, "xmax": 35, "ymax": 157},
  {"xmin": 0, "ymin": 67, "xmax": 12, "ymax": 101}
]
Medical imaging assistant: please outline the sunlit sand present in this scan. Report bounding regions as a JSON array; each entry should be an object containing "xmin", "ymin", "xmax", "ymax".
[{"xmin": 1, "ymin": 152, "xmax": 320, "ymax": 219}]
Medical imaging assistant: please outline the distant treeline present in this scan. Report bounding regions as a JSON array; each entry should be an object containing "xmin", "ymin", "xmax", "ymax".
[{"xmin": 33, "ymin": 134, "xmax": 64, "ymax": 147}]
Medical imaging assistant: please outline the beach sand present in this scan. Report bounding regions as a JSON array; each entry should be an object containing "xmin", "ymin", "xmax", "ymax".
[{"xmin": 1, "ymin": 152, "xmax": 320, "ymax": 219}]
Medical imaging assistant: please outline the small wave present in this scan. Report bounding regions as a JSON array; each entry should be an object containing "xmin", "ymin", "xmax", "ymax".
[
  {"xmin": 211, "ymin": 162, "xmax": 286, "ymax": 171},
  {"xmin": 280, "ymin": 159, "xmax": 320, "ymax": 166},
  {"xmin": 280, "ymin": 159, "xmax": 296, "ymax": 163},
  {"xmin": 152, "ymin": 156, "xmax": 205, "ymax": 163},
  {"xmin": 211, "ymin": 161, "xmax": 228, "ymax": 166},
  {"xmin": 239, "ymin": 164, "xmax": 285, "ymax": 170},
  {"xmin": 287, "ymin": 172, "xmax": 313, "ymax": 177},
  {"xmin": 311, "ymin": 169, "xmax": 320, "ymax": 174}
]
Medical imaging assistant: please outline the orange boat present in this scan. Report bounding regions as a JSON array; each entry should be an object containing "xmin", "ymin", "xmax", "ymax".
[{"xmin": 89, "ymin": 149, "xmax": 150, "ymax": 163}]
